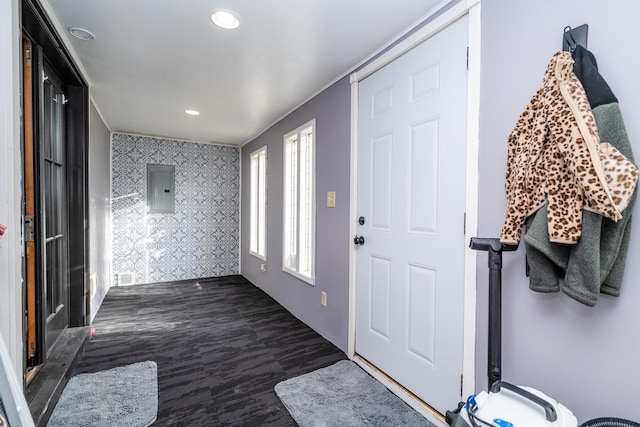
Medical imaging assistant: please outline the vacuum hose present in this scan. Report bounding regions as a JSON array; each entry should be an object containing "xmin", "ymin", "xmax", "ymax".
[{"xmin": 581, "ymin": 418, "xmax": 640, "ymax": 427}]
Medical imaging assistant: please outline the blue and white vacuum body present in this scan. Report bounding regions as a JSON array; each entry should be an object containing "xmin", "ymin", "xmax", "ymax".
[{"xmin": 455, "ymin": 381, "xmax": 577, "ymax": 427}]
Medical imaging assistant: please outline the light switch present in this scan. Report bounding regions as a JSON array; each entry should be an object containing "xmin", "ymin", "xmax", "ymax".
[{"xmin": 327, "ymin": 191, "xmax": 336, "ymax": 208}]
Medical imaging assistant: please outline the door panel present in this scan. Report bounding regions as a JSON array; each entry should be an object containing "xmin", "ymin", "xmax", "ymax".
[
  {"xmin": 409, "ymin": 118, "xmax": 439, "ymax": 234},
  {"xmin": 371, "ymin": 134, "xmax": 393, "ymax": 230},
  {"xmin": 369, "ymin": 256, "xmax": 391, "ymax": 339},
  {"xmin": 355, "ymin": 16, "xmax": 468, "ymax": 414},
  {"xmin": 407, "ymin": 264, "xmax": 437, "ymax": 365}
]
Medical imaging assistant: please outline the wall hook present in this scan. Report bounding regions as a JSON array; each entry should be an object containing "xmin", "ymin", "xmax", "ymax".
[
  {"xmin": 563, "ymin": 26, "xmax": 577, "ymax": 52},
  {"xmin": 562, "ymin": 24, "xmax": 588, "ymax": 52}
]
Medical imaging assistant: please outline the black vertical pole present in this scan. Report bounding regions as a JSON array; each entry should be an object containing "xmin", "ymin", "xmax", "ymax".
[
  {"xmin": 487, "ymin": 247, "xmax": 503, "ymax": 390},
  {"xmin": 469, "ymin": 238, "xmax": 517, "ymax": 390}
]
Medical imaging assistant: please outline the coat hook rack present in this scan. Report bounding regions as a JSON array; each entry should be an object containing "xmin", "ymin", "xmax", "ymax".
[{"xmin": 563, "ymin": 24, "xmax": 588, "ymax": 52}]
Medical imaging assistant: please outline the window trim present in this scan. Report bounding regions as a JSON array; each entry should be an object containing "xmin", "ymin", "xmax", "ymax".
[
  {"xmin": 282, "ymin": 119, "xmax": 316, "ymax": 285},
  {"xmin": 249, "ymin": 146, "xmax": 267, "ymax": 261}
]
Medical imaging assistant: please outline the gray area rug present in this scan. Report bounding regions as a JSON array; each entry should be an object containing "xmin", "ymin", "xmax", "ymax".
[
  {"xmin": 47, "ymin": 361, "xmax": 158, "ymax": 427},
  {"xmin": 275, "ymin": 360, "xmax": 436, "ymax": 426}
]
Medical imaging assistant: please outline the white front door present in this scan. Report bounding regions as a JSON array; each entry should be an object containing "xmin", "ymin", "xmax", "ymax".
[{"xmin": 355, "ymin": 16, "xmax": 469, "ymax": 415}]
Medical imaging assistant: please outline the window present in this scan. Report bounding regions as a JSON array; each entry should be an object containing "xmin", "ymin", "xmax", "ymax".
[
  {"xmin": 283, "ymin": 119, "xmax": 315, "ymax": 284},
  {"xmin": 250, "ymin": 146, "xmax": 267, "ymax": 259}
]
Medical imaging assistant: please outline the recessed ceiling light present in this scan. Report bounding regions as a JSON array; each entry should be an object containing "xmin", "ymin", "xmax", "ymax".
[
  {"xmin": 211, "ymin": 9, "xmax": 240, "ymax": 29},
  {"xmin": 185, "ymin": 109, "xmax": 200, "ymax": 116},
  {"xmin": 69, "ymin": 27, "xmax": 95, "ymax": 41}
]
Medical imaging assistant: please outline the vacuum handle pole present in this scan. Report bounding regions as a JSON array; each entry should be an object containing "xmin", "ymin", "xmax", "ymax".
[
  {"xmin": 469, "ymin": 238, "xmax": 517, "ymax": 390},
  {"xmin": 488, "ymin": 261, "xmax": 502, "ymax": 390}
]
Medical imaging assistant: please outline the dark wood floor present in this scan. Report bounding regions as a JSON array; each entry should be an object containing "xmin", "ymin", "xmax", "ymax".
[{"xmin": 75, "ymin": 275, "xmax": 347, "ymax": 426}]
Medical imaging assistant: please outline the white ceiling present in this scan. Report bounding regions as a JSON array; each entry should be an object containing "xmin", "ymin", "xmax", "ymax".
[{"xmin": 44, "ymin": 0, "xmax": 446, "ymax": 145}]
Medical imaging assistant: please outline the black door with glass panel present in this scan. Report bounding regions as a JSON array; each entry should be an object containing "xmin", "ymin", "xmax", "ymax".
[
  {"xmin": 40, "ymin": 60, "xmax": 69, "ymax": 352},
  {"xmin": 23, "ymin": 2, "xmax": 91, "ymax": 371}
]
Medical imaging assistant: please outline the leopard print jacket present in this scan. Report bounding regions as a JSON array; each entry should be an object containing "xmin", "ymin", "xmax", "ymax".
[{"xmin": 500, "ymin": 51, "xmax": 639, "ymax": 244}]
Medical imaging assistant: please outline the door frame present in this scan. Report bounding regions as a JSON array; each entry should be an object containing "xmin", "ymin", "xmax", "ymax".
[
  {"xmin": 21, "ymin": 0, "xmax": 91, "ymax": 369},
  {"xmin": 347, "ymin": 0, "xmax": 481, "ymax": 421}
]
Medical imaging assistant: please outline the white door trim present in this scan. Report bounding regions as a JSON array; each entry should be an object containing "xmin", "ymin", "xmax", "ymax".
[{"xmin": 348, "ymin": 0, "xmax": 481, "ymax": 414}]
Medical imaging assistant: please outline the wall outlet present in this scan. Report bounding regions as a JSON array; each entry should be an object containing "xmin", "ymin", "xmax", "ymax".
[
  {"xmin": 260, "ymin": 263, "xmax": 267, "ymax": 272},
  {"xmin": 321, "ymin": 291, "xmax": 327, "ymax": 307}
]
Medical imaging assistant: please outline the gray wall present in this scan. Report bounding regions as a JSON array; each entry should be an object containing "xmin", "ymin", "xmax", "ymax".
[
  {"xmin": 88, "ymin": 101, "xmax": 112, "ymax": 319},
  {"xmin": 478, "ymin": 0, "xmax": 640, "ymax": 420},
  {"xmin": 111, "ymin": 133, "xmax": 239, "ymax": 285},
  {"xmin": 241, "ymin": 77, "xmax": 351, "ymax": 351}
]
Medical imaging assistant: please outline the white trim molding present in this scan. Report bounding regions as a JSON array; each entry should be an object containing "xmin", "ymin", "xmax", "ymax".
[
  {"xmin": 348, "ymin": 0, "xmax": 481, "ymax": 417},
  {"xmin": 347, "ymin": 79, "xmax": 359, "ymax": 359},
  {"xmin": 462, "ymin": 0, "xmax": 481, "ymax": 399}
]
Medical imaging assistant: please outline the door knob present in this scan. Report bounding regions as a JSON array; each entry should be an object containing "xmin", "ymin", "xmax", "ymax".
[{"xmin": 354, "ymin": 235, "xmax": 365, "ymax": 245}]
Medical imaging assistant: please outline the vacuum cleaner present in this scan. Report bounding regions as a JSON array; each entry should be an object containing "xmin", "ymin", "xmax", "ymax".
[
  {"xmin": 446, "ymin": 238, "xmax": 640, "ymax": 427},
  {"xmin": 446, "ymin": 237, "xmax": 577, "ymax": 427}
]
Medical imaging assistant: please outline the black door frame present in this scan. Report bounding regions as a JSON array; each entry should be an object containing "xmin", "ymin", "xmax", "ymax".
[{"xmin": 22, "ymin": 0, "xmax": 90, "ymax": 366}]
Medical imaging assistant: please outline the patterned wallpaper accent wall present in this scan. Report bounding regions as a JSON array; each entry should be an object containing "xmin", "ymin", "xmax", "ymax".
[{"xmin": 111, "ymin": 133, "xmax": 239, "ymax": 285}]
